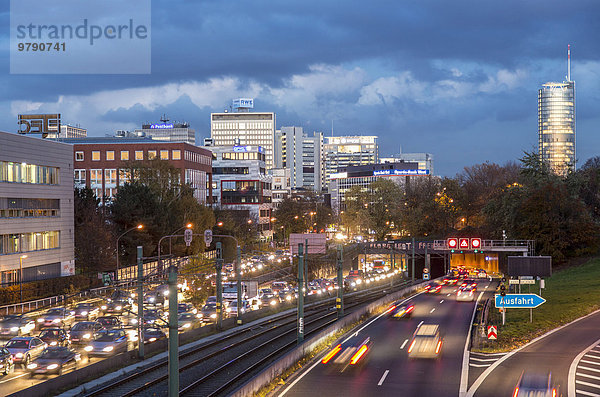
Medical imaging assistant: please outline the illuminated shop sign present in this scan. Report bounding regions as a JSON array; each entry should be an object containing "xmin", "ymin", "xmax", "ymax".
[
  {"xmin": 17, "ymin": 114, "xmax": 61, "ymax": 138},
  {"xmin": 373, "ymin": 169, "xmax": 429, "ymax": 176},
  {"xmin": 233, "ymin": 98, "xmax": 254, "ymax": 109},
  {"xmin": 232, "ymin": 145, "xmax": 264, "ymax": 153},
  {"xmin": 149, "ymin": 123, "xmax": 174, "ymax": 129}
]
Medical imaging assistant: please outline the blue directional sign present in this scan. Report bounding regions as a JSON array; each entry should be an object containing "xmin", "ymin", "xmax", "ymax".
[{"xmin": 494, "ymin": 294, "xmax": 546, "ymax": 309}]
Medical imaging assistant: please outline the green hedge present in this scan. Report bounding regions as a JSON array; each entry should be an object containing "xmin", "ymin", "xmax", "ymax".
[{"xmin": 0, "ymin": 275, "xmax": 102, "ymax": 306}]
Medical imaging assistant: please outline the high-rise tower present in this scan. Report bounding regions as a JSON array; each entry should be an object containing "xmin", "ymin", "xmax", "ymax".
[{"xmin": 538, "ymin": 45, "xmax": 575, "ymax": 176}]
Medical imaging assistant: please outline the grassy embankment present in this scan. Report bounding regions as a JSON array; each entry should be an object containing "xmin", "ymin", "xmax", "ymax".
[{"xmin": 476, "ymin": 256, "xmax": 600, "ymax": 352}]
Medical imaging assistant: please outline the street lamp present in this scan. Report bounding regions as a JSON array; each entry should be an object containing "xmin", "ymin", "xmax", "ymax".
[
  {"xmin": 116, "ymin": 224, "xmax": 143, "ymax": 281},
  {"xmin": 19, "ymin": 255, "xmax": 27, "ymax": 306},
  {"xmin": 158, "ymin": 223, "xmax": 193, "ymax": 275}
]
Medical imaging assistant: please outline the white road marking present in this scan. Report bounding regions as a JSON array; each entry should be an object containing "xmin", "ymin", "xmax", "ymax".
[
  {"xmin": 587, "ymin": 354, "xmax": 600, "ymax": 360},
  {"xmin": 484, "ymin": 286, "xmax": 488, "ymax": 289},
  {"xmin": 417, "ymin": 320, "xmax": 424, "ymax": 328},
  {"xmin": 0, "ymin": 373, "xmax": 28, "ymax": 384},
  {"xmin": 377, "ymin": 369, "xmax": 390, "ymax": 386},
  {"xmin": 430, "ymin": 308, "xmax": 436, "ymax": 313},
  {"xmin": 470, "ymin": 352, "xmax": 506, "ymax": 356},
  {"xmin": 459, "ymin": 291, "xmax": 484, "ymax": 397},
  {"xmin": 469, "ymin": 363, "xmax": 491, "ymax": 368},
  {"xmin": 400, "ymin": 339, "xmax": 408, "ymax": 349},
  {"xmin": 470, "ymin": 357, "xmax": 499, "ymax": 362},
  {"xmin": 440, "ymin": 300, "xmax": 444, "ymax": 304},
  {"xmin": 577, "ymin": 372, "xmax": 600, "ymax": 381},
  {"xmin": 576, "ymin": 380, "xmax": 600, "ymax": 389},
  {"xmin": 581, "ymin": 359, "xmax": 600, "ymax": 366},
  {"xmin": 579, "ymin": 366, "xmax": 600, "ymax": 373},
  {"xmin": 576, "ymin": 389, "xmax": 600, "ymax": 397},
  {"xmin": 447, "ymin": 293, "xmax": 451, "ymax": 296}
]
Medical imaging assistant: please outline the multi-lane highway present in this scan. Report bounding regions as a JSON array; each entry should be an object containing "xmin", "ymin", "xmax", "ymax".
[{"xmin": 279, "ymin": 279, "xmax": 497, "ymax": 397}]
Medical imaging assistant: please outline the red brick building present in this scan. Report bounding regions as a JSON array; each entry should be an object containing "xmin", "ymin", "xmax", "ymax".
[{"xmin": 64, "ymin": 138, "xmax": 212, "ymax": 204}]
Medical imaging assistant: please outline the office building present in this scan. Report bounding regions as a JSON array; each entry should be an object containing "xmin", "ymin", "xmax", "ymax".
[
  {"xmin": 210, "ymin": 110, "xmax": 276, "ymax": 170},
  {"xmin": 46, "ymin": 124, "xmax": 87, "ymax": 139},
  {"xmin": 329, "ymin": 162, "xmax": 426, "ymax": 214},
  {"xmin": 271, "ymin": 168, "xmax": 291, "ymax": 209},
  {"xmin": 65, "ymin": 138, "xmax": 212, "ymax": 204},
  {"xmin": 324, "ymin": 136, "xmax": 378, "ymax": 189},
  {"xmin": 0, "ymin": 130, "xmax": 75, "ymax": 284},
  {"xmin": 381, "ymin": 152, "xmax": 434, "ymax": 175},
  {"xmin": 538, "ymin": 45, "xmax": 576, "ymax": 176},
  {"xmin": 132, "ymin": 119, "xmax": 196, "ymax": 145},
  {"xmin": 205, "ymin": 145, "xmax": 273, "ymax": 239},
  {"xmin": 274, "ymin": 127, "xmax": 325, "ymax": 192}
]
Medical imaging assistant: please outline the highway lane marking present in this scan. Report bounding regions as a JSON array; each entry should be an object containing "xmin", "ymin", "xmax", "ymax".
[
  {"xmin": 470, "ymin": 351, "xmax": 506, "ymax": 356},
  {"xmin": 577, "ymin": 372, "xmax": 600, "ymax": 381},
  {"xmin": 400, "ymin": 339, "xmax": 408, "ymax": 349},
  {"xmin": 576, "ymin": 389, "xmax": 600, "ymax": 397},
  {"xmin": 447, "ymin": 293, "xmax": 451, "ymax": 296},
  {"xmin": 469, "ymin": 363, "xmax": 491, "ymax": 368},
  {"xmin": 417, "ymin": 321, "xmax": 424, "ymax": 328},
  {"xmin": 0, "ymin": 373, "xmax": 28, "ymax": 384},
  {"xmin": 587, "ymin": 354, "xmax": 600, "ymax": 360},
  {"xmin": 484, "ymin": 286, "xmax": 488, "ymax": 289},
  {"xmin": 280, "ymin": 291, "xmax": 426, "ymax": 396},
  {"xmin": 459, "ymin": 291, "xmax": 484, "ymax": 397},
  {"xmin": 440, "ymin": 300, "xmax": 444, "ymax": 304},
  {"xmin": 576, "ymin": 380, "xmax": 600, "ymax": 389},
  {"xmin": 470, "ymin": 357, "xmax": 499, "ymax": 362},
  {"xmin": 581, "ymin": 359, "xmax": 600, "ymax": 366},
  {"xmin": 430, "ymin": 308, "xmax": 436, "ymax": 313},
  {"xmin": 580, "ymin": 366, "xmax": 600, "ymax": 373},
  {"xmin": 377, "ymin": 369, "xmax": 389, "ymax": 386}
]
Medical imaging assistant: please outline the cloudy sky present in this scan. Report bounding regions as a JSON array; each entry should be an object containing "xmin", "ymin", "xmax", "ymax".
[{"xmin": 1, "ymin": 0, "xmax": 599, "ymax": 176}]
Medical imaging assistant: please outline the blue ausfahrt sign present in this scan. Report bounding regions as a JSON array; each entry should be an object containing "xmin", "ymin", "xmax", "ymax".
[{"xmin": 494, "ymin": 294, "xmax": 546, "ymax": 309}]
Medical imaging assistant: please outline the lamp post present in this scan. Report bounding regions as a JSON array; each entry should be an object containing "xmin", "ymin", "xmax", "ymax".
[
  {"xmin": 19, "ymin": 255, "xmax": 27, "ymax": 306},
  {"xmin": 158, "ymin": 223, "xmax": 192, "ymax": 276},
  {"xmin": 116, "ymin": 224, "xmax": 143, "ymax": 281}
]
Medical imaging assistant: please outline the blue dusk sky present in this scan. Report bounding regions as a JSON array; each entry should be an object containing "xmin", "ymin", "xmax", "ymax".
[{"xmin": 0, "ymin": 0, "xmax": 598, "ymax": 176}]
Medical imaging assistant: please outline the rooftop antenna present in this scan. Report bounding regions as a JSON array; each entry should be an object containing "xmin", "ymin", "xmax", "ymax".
[
  {"xmin": 160, "ymin": 114, "xmax": 169, "ymax": 123},
  {"xmin": 331, "ymin": 119, "xmax": 334, "ymax": 137},
  {"xmin": 567, "ymin": 44, "xmax": 571, "ymax": 82}
]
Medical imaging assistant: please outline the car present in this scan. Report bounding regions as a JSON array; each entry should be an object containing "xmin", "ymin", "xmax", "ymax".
[
  {"xmin": 5, "ymin": 336, "xmax": 47, "ymax": 367},
  {"xmin": 84, "ymin": 329, "xmax": 128, "ymax": 356},
  {"xmin": 407, "ymin": 323, "xmax": 443, "ymax": 359},
  {"xmin": 0, "ymin": 315, "xmax": 36, "ymax": 338},
  {"xmin": 96, "ymin": 316, "xmax": 122, "ymax": 329},
  {"xmin": 0, "ymin": 347, "xmax": 14, "ymax": 375},
  {"xmin": 226, "ymin": 300, "xmax": 251, "ymax": 316},
  {"xmin": 153, "ymin": 285, "xmax": 170, "ymax": 298},
  {"xmin": 69, "ymin": 321, "xmax": 104, "ymax": 345},
  {"xmin": 26, "ymin": 346, "xmax": 81, "ymax": 376},
  {"xmin": 120, "ymin": 313, "xmax": 139, "ymax": 327},
  {"xmin": 321, "ymin": 334, "xmax": 372, "ymax": 371},
  {"xmin": 206, "ymin": 296, "xmax": 217, "ymax": 304},
  {"xmin": 178, "ymin": 303, "xmax": 197, "ymax": 315},
  {"xmin": 178, "ymin": 312, "xmax": 200, "ymax": 332},
  {"xmin": 278, "ymin": 289, "xmax": 295, "ymax": 302},
  {"xmin": 457, "ymin": 286, "xmax": 477, "ymax": 302},
  {"xmin": 37, "ymin": 308, "xmax": 75, "ymax": 329},
  {"xmin": 143, "ymin": 291, "xmax": 164, "ymax": 307},
  {"xmin": 513, "ymin": 371, "xmax": 560, "ymax": 397},
  {"xmin": 260, "ymin": 293, "xmax": 280, "ymax": 307},
  {"xmin": 460, "ymin": 279, "xmax": 477, "ymax": 289},
  {"xmin": 389, "ymin": 303, "xmax": 415, "ymax": 319},
  {"xmin": 425, "ymin": 283, "xmax": 442, "ymax": 294},
  {"xmin": 71, "ymin": 303, "xmax": 101, "ymax": 321},
  {"xmin": 199, "ymin": 303, "xmax": 218, "ymax": 323},
  {"xmin": 143, "ymin": 327, "xmax": 166, "ymax": 344},
  {"xmin": 271, "ymin": 281, "xmax": 288, "ymax": 293},
  {"xmin": 38, "ymin": 328, "xmax": 69, "ymax": 347},
  {"xmin": 104, "ymin": 300, "xmax": 129, "ymax": 315},
  {"xmin": 143, "ymin": 310, "xmax": 165, "ymax": 327}
]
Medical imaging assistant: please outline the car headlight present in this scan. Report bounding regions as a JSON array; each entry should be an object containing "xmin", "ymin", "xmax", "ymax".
[
  {"xmin": 116, "ymin": 306, "xmax": 122, "ymax": 311},
  {"xmin": 210, "ymin": 313, "xmax": 217, "ymax": 319},
  {"xmin": 70, "ymin": 311, "xmax": 76, "ymax": 315},
  {"xmin": 148, "ymin": 337, "xmax": 156, "ymax": 342},
  {"xmin": 84, "ymin": 346, "xmax": 93, "ymax": 352},
  {"xmin": 27, "ymin": 363, "xmax": 37, "ymax": 369},
  {"xmin": 226, "ymin": 307, "xmax": 231, "ymax": 313},
  {"xmin": 102, "ymin": 346, "xmax": 114, "ymax": 352},
  {"xmin": 149, "ymin": 298, "xmax": 155, "ymax": 303},
  {"xmin": 50, "ymin": 341, "xmax": 57, "ymax": 346},
  {"xmin": 81, "ymin": 311, "xmax": 88, "ymax": 316},
  {"xmin": 37, "ymin": 318, "xmax": 44, "ymax": 323},
  {"xmin": 10, "ymin": 327, "xmax": 18, "ymax": 332},
  {"xmin": 286, "ymin": 295, "xmax": 292, "ymax": 301},
  {"xmin": 131, "ymin": 319, "xmax": 138, "ymax": 325},
  {"xmin": 15, "ymin": 353, "xmax": 23, "ymax": 358},
  {"xmin": 101, "ymin": 305, "xmax": 107, "ymax": 310},
  {"xmin": 47, "ymin": 364, "xmax": 58, "ymax": 370},
  {"xmin": 350, "ymin": 282, "xmax": 356, "ymax": 287},
  {"xmin": 53, "ymin": 319, "xmax": 61, "ymax": 323},
  {"xmin": 270, "ymin": 300, "xmax": 277, "ymax": 306},
  {"xmin": 356, "ymin": 279, "xmax": 362, "ymax": 284},
  {"xmin": 183, "ymin": 323, "xmax": 191, "ymax": 328},
  {"xmin": 163, "ymin": 291, "xmax": 169, "ymax": 296},
  {"xmin": 83, "ymin": 333, "xmax": 91, "ymax": 339}
]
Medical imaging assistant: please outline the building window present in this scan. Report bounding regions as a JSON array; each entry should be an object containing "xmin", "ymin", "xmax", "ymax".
[
  {"xmin": 75, "ymin": 151, "xmax": 84, "ymax": 161},
  {"xmin": 118, "ymin": 169, "xmax": 131, "ymax": 186},
  {"xmin": 0, "ymin": 198, "xmax": 60, "ymax": 219},
  {"xmin": 92, "ymin": 151, "xmax": 100, "ymax": 161},
  {"xmin": 74, "ymin": 169, "xmax": 86, "ymax": 186},
  {"xmin": 148, "ymin": 150, "xmax": 157, "ymax": 160},
  {"xmin": 90, "ymin": 169, "xmax": 102, "ymax": 185},
  {"xmin": 104, "ymin": 169, "xmax": 116, "ymax": 185},
  {"xmin": 172, "ymin": 150, "xmax": 181, "ymax": 160},
  {"xmin": 135, "ymin": 151, "xmax": 143, "ymax": 160},
  {"xmin": 0, "ymin": 162, "xmax": 59, "ymax": 185},
  {"xmin": 0, "ymin": 231, "xmax": 60, "ymax": 255},
  {"xmin": 160, "ymin": 150, "xmax": 169, "ymax": 160},
  {"xmin": 106, "ymin": 151, "xmax": 115, "ymax": 161},
  {"xmin": 121, "ymin": 151, "xmax": 129, "ymax": 161}
]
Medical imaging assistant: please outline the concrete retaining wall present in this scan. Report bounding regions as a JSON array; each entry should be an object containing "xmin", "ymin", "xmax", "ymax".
[{"xmin": 232, "ymin": 279, "xmax": 431, "ymax": 397}]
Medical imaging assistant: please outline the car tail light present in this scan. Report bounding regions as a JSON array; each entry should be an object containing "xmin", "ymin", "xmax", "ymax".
[
  {"xmin": 435, "ymin": 340, "xmax": 443, "ymax": 354},
  {"xmin": 407, "ymin": 340, "xmax": 416, "ymax": 353},
  {"xmin": 512, "ymin": 387, "xmax": 519, "ymax": 397},
  {"xmin": 406, "ymin": 306, "xmax": 414, "ymax": 313},
  {"xmin": 350, "ymin": 345, "xmax": 368, "ymax": 365},
  {"xmin": 386, "ymin": 305, "xmax": 396, "ymax": 314},
  {"xmin": 552, "ymin": 389, "xmax": 556, "ymax": 397},
  {"xmin": 321, "ymin": 344, "xmax": 342, "ymax": 364}
]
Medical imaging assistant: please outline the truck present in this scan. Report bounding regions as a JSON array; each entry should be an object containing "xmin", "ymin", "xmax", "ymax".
[{"xmin": 222, "ymin": 281, "xmax": 258, "ymax": 302}]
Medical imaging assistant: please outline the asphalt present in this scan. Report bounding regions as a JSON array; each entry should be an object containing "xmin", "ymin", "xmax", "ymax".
[{"xmin": 280, "ymin": 280, "xmax": 496, "ymax": 397}]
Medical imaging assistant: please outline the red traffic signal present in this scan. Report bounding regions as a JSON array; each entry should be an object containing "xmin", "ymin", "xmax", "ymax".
[
  {"xmin": 447, "ymin": 238, "xmax": 458, "ymax": 249},
  {"xmin": 471, "ymin": 238, "xmax": 481, "ymax": 249},
  {"xmin": 459, "ymin": 238, "xmax": 470, "ymax": 249}
]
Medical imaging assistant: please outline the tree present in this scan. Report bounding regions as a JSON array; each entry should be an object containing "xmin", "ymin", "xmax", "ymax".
[{"xmin": 74, "ymin": 188, "xmax": 115, "ymax": 273}]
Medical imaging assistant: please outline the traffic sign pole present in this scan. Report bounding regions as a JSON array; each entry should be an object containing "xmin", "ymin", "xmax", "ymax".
[
  {"xmin": 297, "ymin": 243, "xmax": 304, "ymax": 345},
  {"xmin": 215, "ymin": 242, "xmax": 223, "ymax": 331}
]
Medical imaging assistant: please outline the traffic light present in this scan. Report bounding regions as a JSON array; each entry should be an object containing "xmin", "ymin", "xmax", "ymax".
[{"xmin": 500, "ymin": 284, "xmax": 506, "ymax": 297}]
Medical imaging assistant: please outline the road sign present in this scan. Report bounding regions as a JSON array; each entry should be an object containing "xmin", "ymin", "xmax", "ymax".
[
  {"xmin": 459, "ymin": 238, "xmax": 469, "ymax": 249},
  {"xmin": 447, "ymin": 238, "xmax": 458, "ymax": 249},
  {"xmin": 487, "ymin": 325, "xmax": 497, "ymax": 340},
  {"xmin": 184, "ymin": 228, "xmax": 193, "ymax": 246},
  {"xmin": 494, "ymin": 294, "xmax": 546, "ymax": 309},
  {"xmin": 423, "ymin": 268, "xmax": 429, "ymax": 273},
  {"xmin": 509, "ymin": 279, "xmax": 535, "ymax": 285},
  {"xmin": 471, "ymin": 238, "xmax": 481, "ymax": 249},
  {"xmin": 204, "ymin": 229, "xmax": 213, "ymax": 247},
  {"xmin": 423, "ymin": 273, "xmax": 430, "ymax": 280}
]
